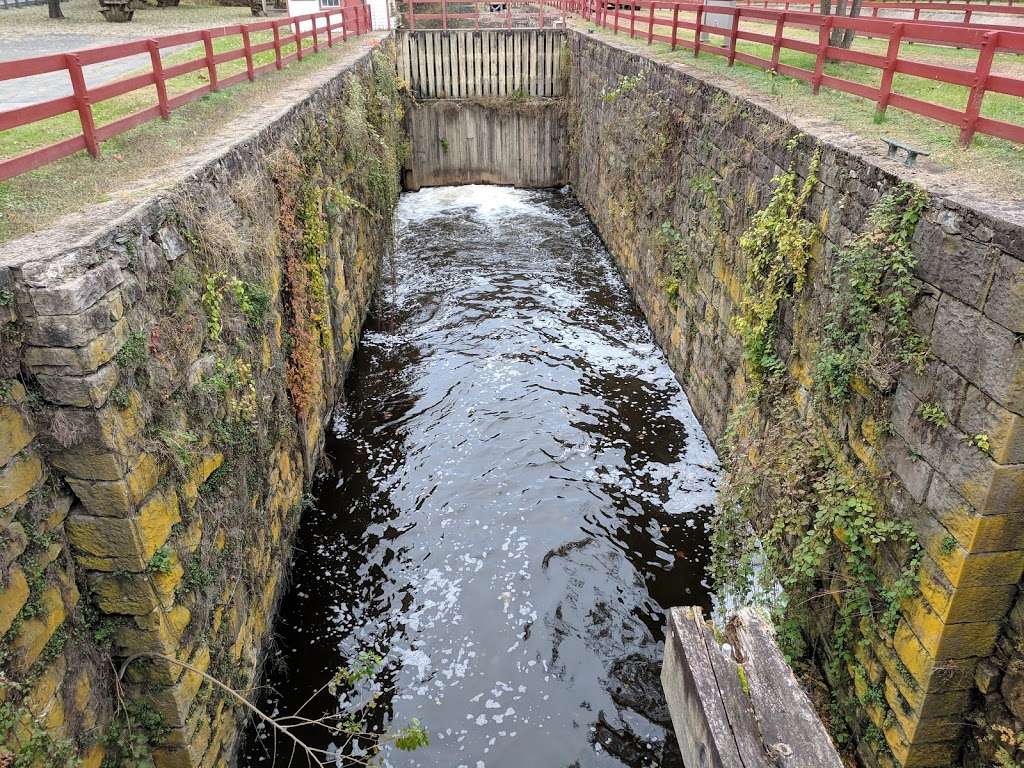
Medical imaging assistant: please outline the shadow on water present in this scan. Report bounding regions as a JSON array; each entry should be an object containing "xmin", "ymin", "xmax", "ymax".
[{"xmin": 238, "ymin": 186, "xmax": 719, "ymax": 768}]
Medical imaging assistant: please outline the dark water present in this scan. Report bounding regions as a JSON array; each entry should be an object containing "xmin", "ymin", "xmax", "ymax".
[{"xmin": 239, "ymin": 186, "xmax": 718, "ymax": 768}]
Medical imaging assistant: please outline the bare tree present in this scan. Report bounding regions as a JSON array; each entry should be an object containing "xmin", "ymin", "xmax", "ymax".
[{"xmin": 48, "ymin": 0, "xmax": 64, "ymax": 18}]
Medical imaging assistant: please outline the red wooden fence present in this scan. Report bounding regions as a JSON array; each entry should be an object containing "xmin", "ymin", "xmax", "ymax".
[
  {"xmin": 547, "ymin": 0, "xmax": 1024, "ymax": 145},
  {"xmin": 0, "ymin": 1, "xmax": 371, "ymax": 181}
]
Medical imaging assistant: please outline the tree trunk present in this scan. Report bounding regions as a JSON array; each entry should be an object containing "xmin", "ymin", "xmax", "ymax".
[
  {"xmin": 840, "ymin": 0, "xmax": 863, "ymax": 48},
  {"xmin": 48, "ymin": 0, "xmax": 64, "ymax": 18}
]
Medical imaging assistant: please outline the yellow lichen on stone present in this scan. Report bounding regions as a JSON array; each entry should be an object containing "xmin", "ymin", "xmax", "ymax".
[
  {"xmin": 0, "ymin": 567, "xmax": 30, "ymax": 635},
  {"xmin": 0, "ymin": 404, "xmax": 33, "ymax": 466},
  {"xmin": 0, "ymin": 452, "xmax": 43, "ymax": 509},
  {"xmin": 11, "ymin": 586, "xmax": 65, "ymax": 672}
]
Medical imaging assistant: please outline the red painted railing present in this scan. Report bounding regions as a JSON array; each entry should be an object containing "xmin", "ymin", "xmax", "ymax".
[
  {"xmin": 547, "ymin": 0, "xmax": 1024, "ymax": 145},
  {"xmin": 0, "ymin": 2, "xmax": 371, "ymax": 181},
  {"xmin": 736, "ymin": 0, "xmax": 1024, "ymax": 22}
]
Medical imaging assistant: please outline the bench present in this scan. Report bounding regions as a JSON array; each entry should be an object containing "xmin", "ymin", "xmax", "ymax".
[{"xmin": 883, "ymin": 137, "xmax": 930, "ymax": 167}]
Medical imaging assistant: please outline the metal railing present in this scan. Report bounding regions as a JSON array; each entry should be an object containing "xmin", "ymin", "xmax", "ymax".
[{"xmin": 0, "ymin": 1, "xmax": 372, "ymax": 180}]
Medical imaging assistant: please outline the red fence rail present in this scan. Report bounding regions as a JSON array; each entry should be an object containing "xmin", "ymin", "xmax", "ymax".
[
  {"xmin": 0, "ymin": 2, "xmax": 371, "ymax": 182},
  {"xmin": 736, "ymin": 0, "xmax": 1024, "ymax": 22},
  {"xmin": 545, "ymin": 0, "xmax": 1024, "ymax": 145}
]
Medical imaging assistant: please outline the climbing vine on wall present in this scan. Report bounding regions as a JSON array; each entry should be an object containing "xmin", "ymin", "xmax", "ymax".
[
  {"xmin": 813, "ymin": 183, "xmax": 929, "ymax": 406},
  {"xmin": 713, "ymin": 174, "xmax": 927, "ymax": 756},
  {"xmin": 734, "ymin": 140, "xmax": 822, "ymax": 385}
]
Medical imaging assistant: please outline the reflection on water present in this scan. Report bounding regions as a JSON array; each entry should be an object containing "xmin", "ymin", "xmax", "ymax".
[{"xmin": 239, "ymin": 186, "xmax": 718, "ymax": 768}]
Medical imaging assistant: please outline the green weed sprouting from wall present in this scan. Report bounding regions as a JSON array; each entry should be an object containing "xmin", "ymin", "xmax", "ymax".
[
  {"xmin": 711, "ymin": 391, "xmax": 921, "ymax": 751},
  {"xmin": 813, "ymin": 184, "xmax": 929, "ymax": 407},
  {"xmin": 656, "ymin": 222, "xmax": 690, "ymax": 304},
  {"xmin": 734, "ymin": 142, "xmax": 822, "ymax": 385}
]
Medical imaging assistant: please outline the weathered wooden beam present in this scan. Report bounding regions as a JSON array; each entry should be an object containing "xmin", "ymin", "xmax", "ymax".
[{"xmin": 661, "ymin": 606, "xmax": 844, "ymax": 768}]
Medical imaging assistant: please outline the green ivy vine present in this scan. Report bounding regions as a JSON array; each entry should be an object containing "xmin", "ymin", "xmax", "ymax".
[
  {"xmin": 813, "ymin": 183, "xmax": 929, "ymax": 406},
  {"xmin": 734, "ymin": 140, "xmax": 822, "ymax": 385}
]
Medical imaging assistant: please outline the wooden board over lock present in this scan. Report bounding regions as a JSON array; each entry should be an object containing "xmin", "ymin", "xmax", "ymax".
[{"xmin": 660, "ymin": 605, "xmax": 845, "ymax": 768}]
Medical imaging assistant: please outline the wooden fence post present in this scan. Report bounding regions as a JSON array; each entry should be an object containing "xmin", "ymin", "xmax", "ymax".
[
  {"xmin": 727, "ymin": 7, "xmax": 740, "ymax": 64},
  {"xmin": 960, "ymin": 30, "xmax": 998, "ymax": 145},
  {"xmin": 671, "ymin": 3, "xmax": 679, "ymax": 49},
  {"xmin": 240, "ymin": 27, "xmax": 256, "ymax": 80},
  {"xmin": 770, "ymin": 12, "xmax": 784, "ymax": 70},
  {"xmin": 326, "ymin": 10, "xmax": 334, "ymax": 46},
  {"xmin": 694, "ymin": 4, "xmax": 704, "ymax": 56},
  {"xmin": 201, "ymin": 29, "xmax": 219, "ymax": 91},
  {"xmin": 647, "ymin": 1, "xmax": 655, "ymax": 43},
  {"xmin": 311, "ymin": 13, "xmax": 320, "ymax": 52},
  {"xmin": 65, "ymin": 53, "xmax": 100, "ymax": 158},
  {"xmin": 812, "ymin": 15, "xmax": 832, "ymax": 93},
  {"xmin": 147, "ymin": 39, "xmax": 171, "ymax": 118},
  {"xmin": 630, "ymin": 2, "xmax": 636, "ymax": 37},
  {"xmin": 273, "ymin": 21, "xmax": 284, "ymax": 68},
  {"xmin": 293, "ymin": 19, "xmax": 303, "ymax": 60},
  {"xmin": 875, "ymin": 22, "xmax": 903, "ymax": 119}
]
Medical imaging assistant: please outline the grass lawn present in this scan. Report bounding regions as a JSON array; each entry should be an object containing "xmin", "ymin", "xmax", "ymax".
[
  {"xmin": 0, "ymin": 35, "xmax": 375, "ymax": 243},
  {"xmin": 0, "ymin": 31, "xmax": 309, "ymax": 162},
  {"xmin": 574, "ymin": 16, "xmax": 1024, "ymax": 198}
]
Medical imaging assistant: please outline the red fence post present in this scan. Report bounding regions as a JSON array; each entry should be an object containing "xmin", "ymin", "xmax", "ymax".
[
  {"xmin": 630, "ymin": 2, "xmax": 636, "ymax": 37},
  {"xmin": 671, "ymin": 3, "xmax": 679, "ymax": 48},
  {"xmin": 201, "ymin": 29, "xmax": 219, "ymax": 91},
  {"xmin": 65, "ymin": 53, "xmax": 100, "ymax": 158},
  {"xmin": 875, "ymin": 22, "xmax": 903, "ymax": 119},
  {"xmin": 442, "ymin": 0, "xmax": 448, "ymax": 31},
  {"xmin": 727, "ymin": 7, "xmax": 739, "ymax": 64},
  {"xmin": 614, "ymin": 1, "xmax": 620, "ymax": 33},
  {"xmin": 770, "ymin": 12, "xmax": 784, "ymax": 70},
  {"xmin": 273, "ymin": 21, "xmax": 284, "ymax": 68},
  {"xmin": 812, "ymin": 15, "xmax": 833, "ymax": 93},
  {"xmin": 311, "ymin": 13, "xmax": 320, "ymax": 52},
  {"xmin": 960, "ymin": 30, "xmax": 998, "ymax": 145},
  {"xmin": 293, "ymin": 19, "xmax": 304, "ymax": 60},
  {"xmin": 240, "ymin": 26, "xmax": 256, "ymax": 80},
  {"xmin": 147, "ymin": 39, "xmax": 171, "ymax": 118},
  {"xmin": 326, "ymin": 10, "xmax": 334, "ymax": 47},
  {"xmin": 694, "ymin": 3, "xmax": 704, "ymax": 57},
  {"xmin": 647, "ymin": 1, "xmax": 655, "ymax": 43}
]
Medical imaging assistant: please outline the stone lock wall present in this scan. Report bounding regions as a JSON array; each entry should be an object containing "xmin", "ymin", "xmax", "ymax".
[
  {"xmin": 567, "ymin": 31, "xmax": 1024, "ymax": 768},
  {"xmin": 0, "ymin": 39, "xmax": 403, "ymax": 768}
]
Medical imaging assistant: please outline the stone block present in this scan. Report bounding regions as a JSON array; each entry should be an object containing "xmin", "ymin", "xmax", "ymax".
[
  {"xmin": 0, "ymin": 452, "xmax": 42, "ymax": 509},
  {"xmin": 0, "ymin": 567, "xmax": 29, "ymax": 635},
  {"xmin": 67, "ymin": 511, "xmax": 147, "ymax": 572},
  {"xmin": 50, "ymin": 449, "xmax": 127, "ymax": 483},
  {"xmin": 926, "ymin": 473, "xmax": 1024, "ymax": 553},
  {"xmin": 984, "ymin": 251, "xmax": 1024, "ymax": 333},
  {"xmin": 114, "ymin": 604, "xmax": 190, "ymax": 657},
  {"xmin": 36, "ymin": 364, "xmax": 119, "ymax": 409},
  {"xmin": 957, "ymin": 385, "xmax": 1024, "ymax": 465},
  {"xmin": 22, "ymin": 317, "xmax": 128, "ymax": 375},
  {"xmin": 929, "ymin": 293, "xmax": 1024, "ymax": 413},
  {"xmin": 87, "ymin": 571, "xmax": 160, "ymax": 616},
  {"xmin": 0, "ymin": 404, "xmax": 33, "ymax": 466},
  {"xmin": 28, "ymin": 260, "xmax": 123, "ymax": 316},
  {"xmin": 26, "ymin": 654, "xmax": 66, "ymax": 719},
  {"xmin": 10, "ymin": 585, "xmax": 65, "ymax": 672},
  {"xmin": 67, "ymin": 452, "xmax": 165, "ymax": 518},
  {"xmin": 24, "ymin": 290, "xmax": 124, "ymax": 347},
  {"xmin": 914, "ymin": 228, "xmax": 997, "ymax": 310}
]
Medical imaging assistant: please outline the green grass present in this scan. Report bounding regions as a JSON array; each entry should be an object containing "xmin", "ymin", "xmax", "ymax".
[
  {"xmin": 0, "ymin": 32, "xmax": 305, "ymax": 161},
  {"xmin": 0, "ymin": 36, "xmax": 371, "ymax": 243},
  {"xmin": 577, "ymin": 17, "xmax": 1024, "ymax": 196}
]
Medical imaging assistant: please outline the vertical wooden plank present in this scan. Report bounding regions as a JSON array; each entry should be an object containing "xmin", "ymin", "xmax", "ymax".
[
  {"xmin": 442, "ymin": 31, "xmax": 452, "ymax": 98},
  {"xmin": 467, "ymin": 31, "xmax": 477, "ymax": 97},
  {"xmin": 812, "ymin": 16, "xmax": 833, "ymax": 93},
  {"xmin": 497, "ymin": 31, "xmax": 506, "ymax": 96},
  {"xmin": 452, "ymin": 31, "xmax": 462, "ymax": 99}
]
